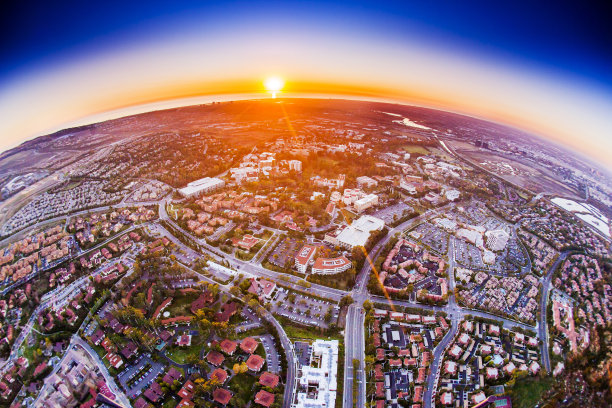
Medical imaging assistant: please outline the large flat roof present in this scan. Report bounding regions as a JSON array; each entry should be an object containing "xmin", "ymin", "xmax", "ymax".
[{"xmin": 178, "ymin": 177, "xmax": 224, "ymax": 195}]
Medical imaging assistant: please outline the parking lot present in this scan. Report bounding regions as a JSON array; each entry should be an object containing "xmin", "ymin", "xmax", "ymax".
[
  {"xmin": 267, "ymin": 237, "xmax": 300, "ymax": 268},
  {"xmin": 257, "ymin": 334, "xmax": 281, "ymax": 374},
  {"xmin": 271, "ymin": 288, "xmax": 337, "ymax": 328},
  {"xmin": 117, "ymin": 355, "xmax": 165, "ymax": 398},
  {"xmin": 413, "ymin": 222, "xmax": 449, "ymax": 254},
  {"xmin": 454, "ymin": 240, "xmax": 484, "ymax": 269},
  {"xmin": 372, "ymin": 202, "xmax": 413, "ymax": 224}
]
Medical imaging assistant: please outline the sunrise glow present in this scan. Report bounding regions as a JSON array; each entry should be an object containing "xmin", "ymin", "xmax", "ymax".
[{"xmin": 264, "ymin": 76, "xmax": 285, "ymax": 98}]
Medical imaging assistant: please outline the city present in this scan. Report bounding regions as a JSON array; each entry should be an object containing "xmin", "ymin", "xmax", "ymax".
[{"xmin": 0, "ymin": 98, "xmax": 608, "ymax": 408}]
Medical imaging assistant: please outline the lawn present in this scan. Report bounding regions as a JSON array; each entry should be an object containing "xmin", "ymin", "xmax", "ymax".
[
  {"xmin": 510, "ymin": 375, "xmax": 554, "ymax": 408},
  {"xmin": 402, "ymin": 145, "xmax": 430, "ymax": 155},
  {"xmin": 164, "ymin": 343, "xmax": 203, "ymax": 364},
  {"xmin": 165, "ymin": 293, "xmax": 199, "ymax": 317},
  {"xmin": 254, "ymin": 229, "xmax": 274, "ymax": 240},
  {"xmin": 277, "ymin": 316, "xmax": 341, "ymax": 342},
  {"xmin": 339, "ymin": 208, "xmax": 356, "ymax": 225},
  {"xmin": 161, "ymin": 397, "xmax": 178, "ymax": 408},
  {"xmin": 307, "ymin": 268, "xmax": 355, "ymax": 291}
]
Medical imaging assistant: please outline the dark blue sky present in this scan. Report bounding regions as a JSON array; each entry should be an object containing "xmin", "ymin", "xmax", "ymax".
[{"xmin": 1, "ymin": 0, "xmax": 611, "ymax": 89}]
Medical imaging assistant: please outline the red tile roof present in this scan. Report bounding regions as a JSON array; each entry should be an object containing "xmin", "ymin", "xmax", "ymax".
[
  {"xmin": 246, "ymin": 354, "xmax": 265, "ymax": 372},
  {"xmin": 295, "ymin": 244, "xmax": 317, "ymax": 267},
  {"xmin": 190, "ymin": 291, "xmax": 215, "ymax": 314},
  {"xmin": 210, "ymin": 368, "xmax": 228, "ymax": 384},
  {"xmin": 220, "ymin": 339, "xmax": 238, "ymax": 355},
  {"xmin": 212, "ymin": 388, "xmax": 233, "ymax": 405},
  {"xmin": 258, "ymin": 372, "xmax": 280, "ymax": 388},
  {"xmin": 240, "ymin": 337, "xmax": 259, "ymax": 354},
  {"xmin": 206, "ymin": 350, "xmax": 225, "ymax": 366},
  {"xmin": 254, "ymin": 389, "xmax": 275, "ymax": 407},
  {"xmin": 177, "ymin": 380, "xmax": 195, "ymax": 400},
  {"xmin": 176, "ymin": 399, "xmax": 195, "ymax": 408},
  {"xmin": 215, "ymin": 302, "xmax": 238, "ymax": 323}
]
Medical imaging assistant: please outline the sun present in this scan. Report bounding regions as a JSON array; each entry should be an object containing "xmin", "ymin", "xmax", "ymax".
[{"xmin": 264, "ymin": 76, "xmax": 284, "ymax": 98}]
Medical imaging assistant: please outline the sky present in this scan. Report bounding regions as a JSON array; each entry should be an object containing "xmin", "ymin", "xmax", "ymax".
[{"xmin": 1, "ymin": 1, "xmax": 611, "ymax": 167}]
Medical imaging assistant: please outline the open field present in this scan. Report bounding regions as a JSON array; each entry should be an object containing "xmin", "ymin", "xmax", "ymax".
[
  {"xmin": 510, "ymin": 375, "xmax": 554, "ymax": 408},
  {"xmin": 448, "ymin": 141, "xmax": 583, "ymax": 197}
]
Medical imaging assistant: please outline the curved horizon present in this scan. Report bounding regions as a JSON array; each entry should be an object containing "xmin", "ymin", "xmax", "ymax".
[{"xmin": 1, "ymin": 2, "xmax": 611, "ymax": 168}]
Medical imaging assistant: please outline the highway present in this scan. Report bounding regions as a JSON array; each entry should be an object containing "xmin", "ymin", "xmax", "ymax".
[
  {"xmin": 157, "ymin": 206, "xmax": 349, "ymax": 301},
  {"xmin": 342, "ymin": 304, "xmax": 365, "ymax": 408},
  {"xmin": 538, "ymin": 251, "xmax": 570, "ymax": 373},
  {"xmin": 343, "ymin": 203, "xmax": 455, "ymax": 408}
]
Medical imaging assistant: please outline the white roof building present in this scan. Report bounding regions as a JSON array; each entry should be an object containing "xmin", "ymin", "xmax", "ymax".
[
  {"xmin": 293, "ymin": 340, "xmax": 338, "ymax": 408},
  {"xmin": 178, "ymin": 177, "xmax": 225, "ymax": 198},
  {"xmin": 433, "ymin": 217, "xmax": 457, "ymax": 232},
  {"xmin": 456, "ymin": 228, "xmax": 484, "ymax": 248},
  {"xmin": 483, "ymin": 250, "xmax": 496, "ymax": 264},
  {"xmin": 353, "ymin": 194, "xmax": 378, "ymax": 213},
  {"xmin": 444, "ymin": 189, "xmax": 461, "ymax": 201},
  {"xmin": 336, "ymin": 215, "xmax": 385, "ymax": 249},
  {"xmin": 356, "ymin": 176, "xmax": 378, "ymax": 188},
  {"xmin": 485, "ymin": 229, "xmax": 510, "ymax": 251}
]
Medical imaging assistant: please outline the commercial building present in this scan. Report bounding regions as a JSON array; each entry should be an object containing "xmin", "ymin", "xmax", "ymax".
[
  {"xmin": 356, "ymin": 176, "xmax": 378, "ymax": 189},
  {"xmin": 294, "ymin": 245, "xmax": 317, "ymax": 274},
  {"xmin": 336, "ymin": 215, "xmax": 385, "ymax": 249},
  {"xmin": 178, "ymin": 177, "xmax": 225, "ymax": 198},
  {"xmin": 293, "ymin": 340, "xmax": 338, "ymax": 408},
  {"xmin": 445, "ymin": 189, "xmax": 461, "ymax": 201},
  {"xmin": 311, "ymin": 256, "xmax": 352, "ymax": 275},
  {"xmin": 353, "ymin": 194, "xmax": 378, "ymax": 212},
  {"xmin": 485, "ymin": 229, "xmax": 510, "ymax": 251},
  {"xmin": 342, "ymin": 189, "xmax": 364, "ymax": 206},
  {"xmin": 289, "ymin": 160, "xmax": 303, "ymax": 172}
]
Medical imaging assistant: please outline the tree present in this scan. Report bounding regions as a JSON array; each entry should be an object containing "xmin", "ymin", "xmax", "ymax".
[
  {"xmin": 362, "ymin": 300, "xmax": 373, "ymax": 312},
  {"xmin": 233, "ymin": 362, "xmax": 248, "ymax": 374},
  {"xmin": 339, "ymin": 295, "xmax": 354, "ymax": 308}
]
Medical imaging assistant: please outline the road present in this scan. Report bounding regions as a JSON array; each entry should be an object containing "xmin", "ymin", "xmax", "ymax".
[
  {"xmin": 424, "ymin": 316, "xmax": 458, "ymax": 408},
  {"xmin": 156, "ymin": 210, "xmax": 348, "ymax": 301},
  {"xmin": 74, "ymin": 336, "xmax": 132, "ymax": 407},
  {"xmin": 343, "ymin": 304, "xmax": 365, "ymax": 408},
  {"xmin": 261, "ymin": 311, "xmax": 297, "ymax": 408},
  {"xmin": 539, "ymin": 251, "xmax": 570, "ymax": 373}
]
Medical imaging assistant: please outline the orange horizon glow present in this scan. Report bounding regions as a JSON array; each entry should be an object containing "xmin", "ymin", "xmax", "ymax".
[
  {"xmin": 0, "ymin": 23, "xmax": 611, "ymax": 168},
  {"xmin": 2, "ymin": 77, "xmax": 602, "ymax": 168}
]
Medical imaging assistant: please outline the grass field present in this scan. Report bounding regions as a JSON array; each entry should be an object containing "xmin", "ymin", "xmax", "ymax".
[
  {"xmin": 277, "ymin": 317, "xmax": 342, "ymax": 342},
  {"xmin": 510, "ymin": 375, "xmax": 554, "ymax": 408},
  {"xmin": 402, "ymin": 145, "xmax": 430, "ymax": 155},
  {"xmin": 165, "ymin": 293, "xmax": 199, "ymax": 317},
  {"xmin": 165, "ymin": 343, "xmax": 202, "ymax": 364}
]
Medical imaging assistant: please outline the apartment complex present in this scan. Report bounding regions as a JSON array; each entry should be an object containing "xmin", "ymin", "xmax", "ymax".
[{"xmin": 293, "ymin": 339, "xmax": 339, "ymax": 408}]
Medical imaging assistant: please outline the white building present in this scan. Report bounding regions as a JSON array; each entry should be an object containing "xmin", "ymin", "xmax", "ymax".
[
  {"xmin": 178, "ymin": 177, "xmax": 225, "ymax": 198},
  {"xmin": 483, "ymin": 250, "xmax": 496, "ymax": 264},
  {"xmin": 311, "ymin": 256, "xmax": 352, "ymax": 275},
  {"xmin": 456, "ymin": 228, "xmax": 484, "ymax": 248},
  {"xmin": 433, "ymin": 217, "xmax": 457, "ymax": 232},
  {"xmin": 289, "ymin": 160, "xmax": 303, "ymax": 172},
  {"xmin": 342, "ymin": 189, "xmax": 365, "ymax": 206},
  {"xmin": 293, "ymin": 340, "xmax": 338, "ymax": 408},
  {"xmin": 336, "ymin": 215, "xmax": 385, "ymax": 249},
  {"xmin": 354, "ymin": 194, "xmax": 378, "ymax": 213},
  {"xmin": 295, "ymin": 245, "xmax": 317, "ymax": 274},
  {"xmin": 445, "ymin": 189, "xmax": 461, "ymax": 201},
  {"xmin": 485, "ymin": 229, "xmax": 510, "ymax": 251},
  {"xmin": 356, "ymin": 176, "xmax": 378, "ymax": 189}
]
